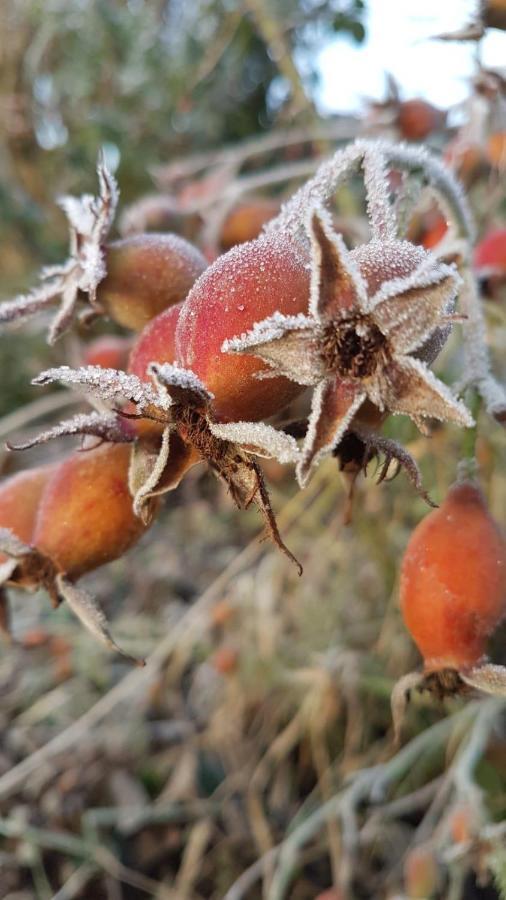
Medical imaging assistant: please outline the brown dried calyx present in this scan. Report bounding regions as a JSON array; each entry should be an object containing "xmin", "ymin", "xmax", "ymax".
[{"xmin": 24, "ymin": 364, "xmax": 303, "ymax": 572}]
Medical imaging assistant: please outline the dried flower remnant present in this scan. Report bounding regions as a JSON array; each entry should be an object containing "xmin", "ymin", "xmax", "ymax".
[
  {"xmin": 225, "ymin": 206, "xmax": 472, "ymax": 486},
  {"xmin": 265, "ymin": 138, "xmax": 506, "ymax": 425},
  {"xmin": 0, "ymin": 154, "xmax": 118, "ymax": 343},
  {"xmin": 28, "ymin": 364, "xmax": 302, "ymax": 571},
  {"xmin": 0, "ymin": 157, "xmax": 207, "ymax": 341}
]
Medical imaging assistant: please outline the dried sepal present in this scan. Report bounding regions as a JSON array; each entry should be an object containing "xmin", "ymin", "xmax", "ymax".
[
  {"xmin": 55, "ymin": 574, "xmax": 144, "ymax": 666},
  {"xmin": 0, "ymin": 154, "xmax": 117, "ymax": 343},
  {"xmin": 148, "ymin": 362, "xmax": 213, "ymax": 407},
  {"xmin": 460, "ymin": 664, "xmax": 506, "ymax": 696},
  {"xmin": 0, "ymin": 558, "xmax": 18, "ymax": 586},
  {"xmin": 351, "ymin": 426, "xmax": 437, "ymax": 507},
  {"xmin": 208, "ymin": 420, "xmax": 300, "ymax": 464},
  {"xmin": 226, "ymin": 205, "xmax": 472, "ymax": 484},
  {"xmin": 391, "ymin": 663, "xmax": 506, "ymax": 746},
  {"xmin": 390, "ymin": 670, "xmax": 425, "ymax": 746},
  {"xmin": 0, "ymin": 527, "xmax": 32, "ymax": 560},
  {"xmin": 128, "ymin": 428, "xmax": 172, "ymax": 521},
  {"xmin": 29, "ymin": 357, "xmax": 300, "ymax": 568},
  {"xmin": 6, "ymin": 412, "xmax": 130, "ymax": 452},
  {"xmin": 211, "ymin": 449, "xmax": 302, "ymax": 575},
  {"xmin": 33, "ymin": 365, "xmax": 170, "ymax": 413},
  {"xmin": 265, "ymin": 139, "xmax": 475, "ymax": 248}
]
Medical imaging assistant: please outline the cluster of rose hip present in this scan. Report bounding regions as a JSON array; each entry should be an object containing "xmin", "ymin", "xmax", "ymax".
[{"xmin": 0, "ymin": 140, "xmax": 505, "ymax": 717}]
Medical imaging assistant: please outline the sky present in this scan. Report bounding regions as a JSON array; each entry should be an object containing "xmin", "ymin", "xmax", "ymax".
[{"xmin": 316, "ymin": 0, "xmax": 506, "ymax": 114}]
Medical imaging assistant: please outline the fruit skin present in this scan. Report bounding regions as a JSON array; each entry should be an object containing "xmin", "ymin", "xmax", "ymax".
[
  {"xmin": 220, "ymin": 199, "xmax": 280, "ymax": 250},
  {"xmin": 83, "ymin": 335, "xmax": 133, "ymax": 370},
  {"xmin": 176, "ymin": 235, "xmax": 311, "ymax": 421},
  {"xmin": 397, "ymin": 99, "xmax": 445, "ymax": 141},
  {"xmin": 98, "ymin": 233, "xmax": 207, "ymax": 331},
  {"xmin": 474, "ymin": 228, "xmax": 506, "ymax": 275},
  {"xmin": 32, "ymin": 444, "xmax": 152, "ymax": 579},
  {"xmin": 400, "ymin": 481, "xmax": 506, "ymax": 671},
  {"xmin": 128, "ymin": 302, "xmax": 182, "ymax": 382},
  {"xmin": 0, "ymin": 465, "xmax": 56, "ymax": 569}
]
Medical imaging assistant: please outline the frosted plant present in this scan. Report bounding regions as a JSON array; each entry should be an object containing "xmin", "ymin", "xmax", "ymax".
[
  {"xmin": 23, "ymin": 363, "xmax": 302, "ymax": 571},
  {"xmin": 0, "ymin": 154, "xmax": 118, "ymax": 343},
  {"xmin": 225, "ymin": 206, "xmax": 472, "ymax": 487},
  {"xmin": 264, "ymin": 138, "xmax": 506, "ymax": 425}
]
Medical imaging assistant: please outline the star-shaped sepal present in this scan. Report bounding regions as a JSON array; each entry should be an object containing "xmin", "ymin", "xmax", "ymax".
[{"xmin": 224, "ymin": 206, "xmax": 473, "ymax": 487}]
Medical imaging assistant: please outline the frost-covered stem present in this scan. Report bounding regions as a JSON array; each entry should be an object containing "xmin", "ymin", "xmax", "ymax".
[
  {"xmin": 460, "ymin": 271, "xmax": 506, "ymax": 422},
  {"xmin": 386, "ymin": 144, "xmax": 475, "ymax": 241},
  {"xmin": 457, "ymin": 391, "xmax": 481, "ymax": 481},
  {"xmin": 362, "ymin": 146, "xmax": 396, "ymax": 240},
  {"xmin": 266, "ymin": 139, "xmax": 475, "ymax": 248}
]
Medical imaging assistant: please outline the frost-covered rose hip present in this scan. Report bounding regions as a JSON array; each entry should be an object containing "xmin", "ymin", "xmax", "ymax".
[
  {"xmin": 400, "ymin": 480, "xmax": 506, "ymax": 671},
  {"xmin": 98, "ymin": 233, "xmax": 207, "ymax": 331},
  {"xmin": 176, "ymin": 235, "xmax": 311, "ymax": 421},
  {"xmin": 392, "ymin": 480, "xmax": 506, "ymax": 741}
]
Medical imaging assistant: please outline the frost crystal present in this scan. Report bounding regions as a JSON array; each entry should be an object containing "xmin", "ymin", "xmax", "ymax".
[
  {"xmin": 0, "ymin": 154, "xmax": 118, "ymax": 343},
  {"xmin": 265, "ymin": 139, "xmax": 475, "ymax": 247},
  {"xmin": 33, "ymin": 366, "xmax": 170, "ymax": 413},
  {"xmin": 149, "ymin": 362, "xmax": 214, "ymax": 404},
  {"xmin": 209, "ymin": 421, "xmax": 300, "ymax": 463},
  {"xmin": 7, "ymin": 412, "xmax": 130, "ymax": 451}
]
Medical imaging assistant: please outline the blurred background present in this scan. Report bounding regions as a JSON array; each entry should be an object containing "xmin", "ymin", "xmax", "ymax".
[{"xmin": 0, "ymin": 2, "xmax": 505, "ymax": 898}]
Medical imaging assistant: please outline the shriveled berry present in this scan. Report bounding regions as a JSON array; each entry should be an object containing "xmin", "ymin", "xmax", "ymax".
[
  {"xmin": 176, "ymin": 235, "xmax": 311, "ymax": 421},
  {"xmin": 400, "ymin": 480, "xmax": 506, "ymax": 671},
  {"xmin": 99, "ymin": 233, "xmax": 207, "ymax": 331}
]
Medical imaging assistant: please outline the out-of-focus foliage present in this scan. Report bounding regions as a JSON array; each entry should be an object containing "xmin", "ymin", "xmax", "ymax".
[{"xmin": 0, "ymin": 0, "xmax": 365, "ymax": 283}]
